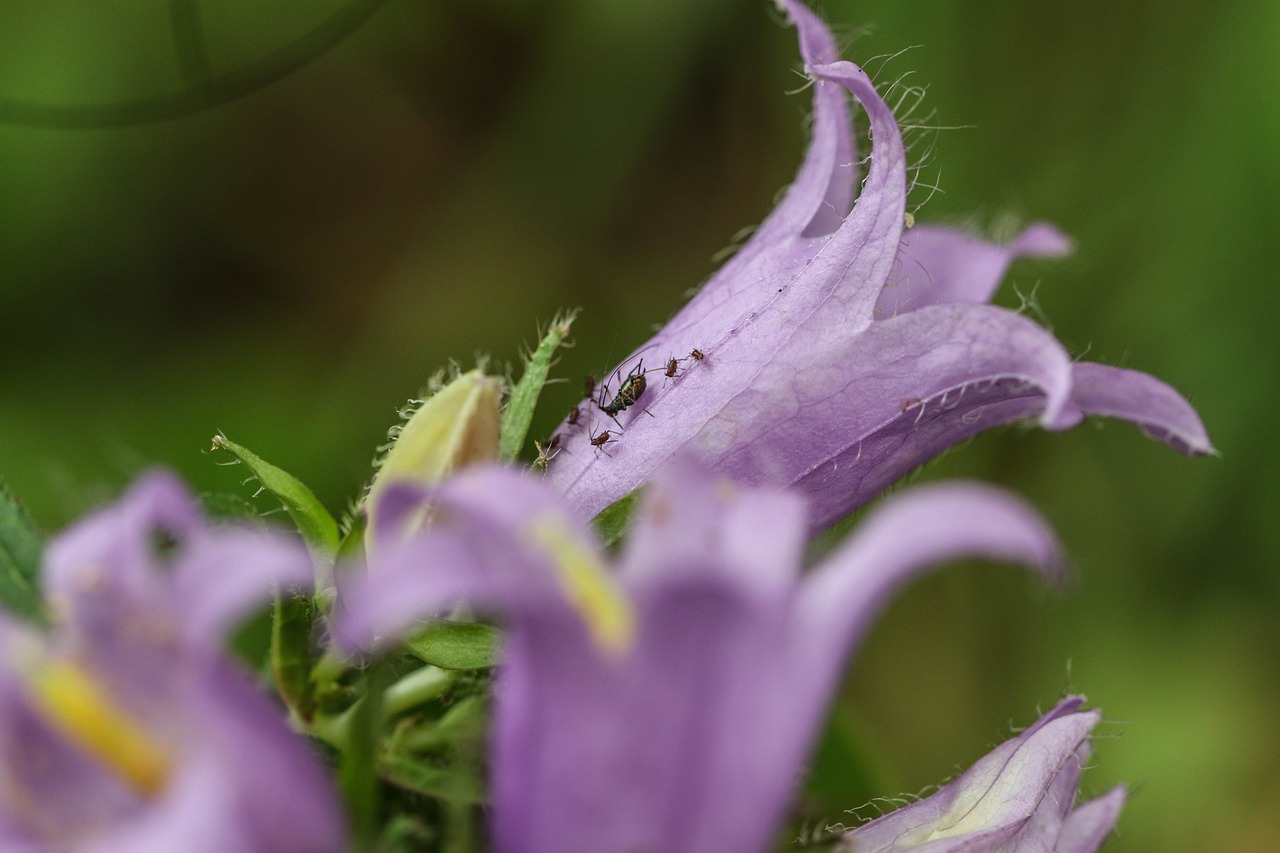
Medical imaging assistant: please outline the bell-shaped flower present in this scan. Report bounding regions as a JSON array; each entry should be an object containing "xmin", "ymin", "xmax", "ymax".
[
  {"xmin": 337, "ymin": 462, "xmax": 1067, "ymax": 853},
  {"xmin": 838, "ymin": 696, "xmax": 1125, "ymax": 853},
  {"xmin": 0, "ymin": 471, "xmax": 345, "ymax": 851},
  {"xmin": 546, "ymin": 0, "xmax": 1210, "ymax": 529}
]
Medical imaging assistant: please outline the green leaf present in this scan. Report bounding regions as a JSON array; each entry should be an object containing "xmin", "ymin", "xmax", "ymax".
[
  {"xmin": 272, "ymin": 592, "xmax": 318, "ymax": 722},
  {"xmin": 499, "ymin": 310, "xmax": 577, "ymax": 461},
  {"xmin": 209, "ymin": 434, "xmax": 340, "ymax": 553},
  {"xmin": 405, "ymin": 621, "xmax": 500, "ymax": 671},
  {"xmin": 591, "ymin": 487, "xmax": 642, "ymax": 550},
  {"xmin": 0, "ymin": 479, "xmax": 44, "ymax": 622}
]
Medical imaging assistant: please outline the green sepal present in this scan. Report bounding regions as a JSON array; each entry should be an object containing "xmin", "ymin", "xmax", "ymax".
[
  {"xmin": 272, "ymin": 592, "xmax": 318, "ymax": 722},
  {"xmin": 406, "ymin": 620, "xmax": 500, "ymax": 671},
  {"xmin": 209, "ymin": 434, "xmax": 340, "ymax": 553},
  {"xmin": 591, "ymin": 487, "xmax": 642, "ymax": 550},
  {"xmin": 500, "ymin": 310, "xmax": 577, "ymax": 461},
  {"xmin": 0, "ymin": 479, "xmax": 44, "ymax": 623},
  {"xmin": 380, "ymin": 694, "xmax": 487, "ymax": 805}
]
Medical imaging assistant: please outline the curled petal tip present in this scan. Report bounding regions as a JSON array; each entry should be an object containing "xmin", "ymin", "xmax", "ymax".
[{"xmin": 1012, "ymin": 221, "xmax": 1075, "ymax": 258}]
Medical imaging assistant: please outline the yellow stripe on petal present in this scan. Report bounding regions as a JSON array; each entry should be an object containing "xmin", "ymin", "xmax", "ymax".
[
  {"xmin": 27, "ymin": 661, "xmax": 172, "ymax": 797},
  {"xmin": 527, "ymin": 516, "xmax": 635, "ymax": 657}
]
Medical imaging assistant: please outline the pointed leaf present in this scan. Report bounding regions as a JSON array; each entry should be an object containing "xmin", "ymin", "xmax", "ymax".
[
  {"xmin": 406, "ymin": 620, "xmax": 500, "ymax": 671},
  {"xmin": 500, "ymin": 311, "xmax": 576, "ymax": 461},
  {"xmin": 210, "ymin": 434, "xmax": 340, "ymax": 553}
]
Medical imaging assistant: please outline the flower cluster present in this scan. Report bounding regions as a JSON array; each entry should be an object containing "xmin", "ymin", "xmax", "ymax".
[
  {"xmin": 337, "ymin": 462, "xmax": 1075, "ymax": 853},
  {"xmin": 0, "ymin": 0, "xmax": 1211, "ymax": 850}
]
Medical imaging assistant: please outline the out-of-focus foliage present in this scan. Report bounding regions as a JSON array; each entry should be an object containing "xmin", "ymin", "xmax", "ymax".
[{"xmin": 0, "ymin": 2, "xmax": 1274, "ymax": 851}]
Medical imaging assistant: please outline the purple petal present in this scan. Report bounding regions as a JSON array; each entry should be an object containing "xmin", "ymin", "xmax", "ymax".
[
  {"xmin": 1067, "ymin": 362, "xmax": 1213, "ymax": 456},
  {"xmin": 548, "ymin": 43, "xmax": 908, "ymax": 518},
  {"xmin": 700, "ymin": 304, "xmax": 1075, "ymax": 531},
  {"xmin": 43, "ymin": 470, "xmax": 201, "ymax": 621},
  {"xmin": 338, "ymin": 467, "xmax": 600, "ymax": 652},
  {"xmin": 797, "ymin": 483, "xmax": 1065, "ymax": 673},
  {"xmin": 0, "ymin": 671, "xmax": 144, "ymax": 844},
  {"xmin": 193, "ymin": 661, "xmax": 346, "ymax": 853},
  {"xmin": 80, "ymin": 662, "xmax": 344, "ymax": 853},
  {"xmin": 86, "ymin": 760, "xmax": 256, "ymax": 853},
  {"xmin": 617, "ymin": 458, "xmax": 807, "ymax": 601},
  {"xmin": 490, "ymin": 568, "xmax": 798, "ymax": 853},
  {"xmin": 638, "ymin": 0, "xmax": 858, "ymax": 352},
  {"xmin": 877, "ymin": 222, "xmax": 1072, "ymax": 319},
  {"xmin": 1054, "ymin": 787, "xmax": 1126, "ymax": 853},
  {"xmin": 172, "ymin": 527, "xmax": 314, "ymax": 646},
  {"xmin": 839, "ymin": 697, "xmax": 1100, "ymax": 852},
  {"xmin": 335, "ymin": 531, "xmax": 505, "ymax": 652}
]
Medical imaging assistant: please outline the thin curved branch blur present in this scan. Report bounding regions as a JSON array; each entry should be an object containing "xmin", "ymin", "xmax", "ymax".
[{"xmin": 0, "ymin": 0, "xmax": 392, "ymax": 129}]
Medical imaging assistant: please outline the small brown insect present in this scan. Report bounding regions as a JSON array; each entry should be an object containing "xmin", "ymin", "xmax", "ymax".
[
  {"xmin": 664, "ymin": 357, "xmax": 679, "ymax": 378},
  {"xmin": 689, "ymin": 348, "xmax": 705, "ymax": 361},
  {"xmin": 584, "ymin": 374, "xmax": 597, "ymax": 399},
  {"xmin": 567, "ymin": 406, "xmax": 581, "ymax": 427},
  {"xmin": 588, "ymin": 427, "xmax": 616, "ymax": 453}
]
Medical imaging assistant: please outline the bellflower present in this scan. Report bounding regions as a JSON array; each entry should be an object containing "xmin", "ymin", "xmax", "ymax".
[
  {"xmin": 338, "ymin": 463, "xmax": 1066, "ymax": 853},
  {"xmin": 838, "ymin": 697, "xmax": 1125, "ymax": 853},
  {"xmin": 0, "ymin": 471, "xmax": 345, "ymax": 852},
  {"xmin": 546, "ymin": 0, "xmax": 1210, "ymax": 528}
]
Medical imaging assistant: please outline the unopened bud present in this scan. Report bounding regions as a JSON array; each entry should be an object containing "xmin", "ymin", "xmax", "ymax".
[{"xmin": 366, "ymin": 370, "xmax": 501, "ymax": 543}]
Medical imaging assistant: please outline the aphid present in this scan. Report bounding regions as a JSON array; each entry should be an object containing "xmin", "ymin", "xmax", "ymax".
[
  {"xmin": 583, "ymin": 374, "xmax": 597, "ymax": 400},
  {"xmin": 597, "ymin": 361, "xmax": 649, "ymax": 428},
  {"xmin": 689, "ymin": 348, "xmax": 705, "ymax": 361},
  {"xmin": 567, "ymin": 405, "xmax": 581, "ymax": 427},
  {"xmin": 588, "ymin": 426, "xmax": 616, "ymax": 454},
  {"xmin": 664, "ymin": 357, "xmax": 679, "ymax": 378}
]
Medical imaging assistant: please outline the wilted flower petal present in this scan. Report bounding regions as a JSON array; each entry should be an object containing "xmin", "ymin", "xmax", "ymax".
[
  {"xmin": 545, "ymin": 0, "xmax": 1210, "ymax": 529},
  {"xmin": 837, "ymin": 697, "xmax": 1123, "ymax": 853},
  {"xmin": 337, "ymin": 463, "xmax": 1065, "ymax": 853}
]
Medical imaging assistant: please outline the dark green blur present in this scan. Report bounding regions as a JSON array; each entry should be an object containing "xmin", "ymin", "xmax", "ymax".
[{"xmin": 0, "ymin": 2, "xmax": 1273, "ymax": 850}]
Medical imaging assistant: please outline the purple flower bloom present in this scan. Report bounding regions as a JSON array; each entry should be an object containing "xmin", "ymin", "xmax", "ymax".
[
  {"xmin": 338, "ymin": 462, "xmax": 1066, "ymax": 853},
  {"xmin": 0, "ymin": 471, "xmax": 345, "ymax": 852},
  {"xmin": 838, "ymin": 696, "xmax": 1125, "ymax": 853},
  {"xmin": 546, "ymin": 0, "xmax": 1210, "ymax": 529}
]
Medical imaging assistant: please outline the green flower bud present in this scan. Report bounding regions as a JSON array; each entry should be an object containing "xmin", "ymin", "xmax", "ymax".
[{"xmin": 366, "ymin": 370, "xmax": 501, "ymax": 544}]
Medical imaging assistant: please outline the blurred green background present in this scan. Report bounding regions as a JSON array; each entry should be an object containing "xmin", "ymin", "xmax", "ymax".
[{"xmin": 0, "ymin": 1, "xmax": 1273, "ymax": 850}]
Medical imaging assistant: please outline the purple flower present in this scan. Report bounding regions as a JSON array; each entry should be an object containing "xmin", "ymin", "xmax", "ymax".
[
  {"xmin": 838, "ymin": 697, "xmax": 1125, "ymax": 853},
  {"xmin": 546, "ymin": 0, "xmax": 1210, "ymax": 529},
  {"xmin": 0, "ymin": 471, "xmax": 345, "ymax": 852},
  {"xmin": 338, "ymin": 462, "xmax": 1066, "ymax": 853}
]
